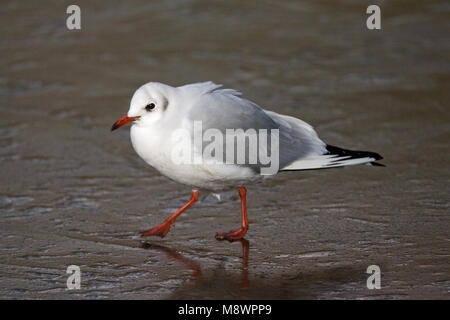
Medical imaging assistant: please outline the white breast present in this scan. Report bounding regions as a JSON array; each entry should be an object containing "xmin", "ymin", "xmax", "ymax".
[{"xmin": 130, "ymin": 124, "xmax": 259, "ymax": 190}]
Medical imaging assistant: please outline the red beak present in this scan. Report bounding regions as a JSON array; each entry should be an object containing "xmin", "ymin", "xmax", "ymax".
[{"xmin": 111, "ymin": 115, "xmax": 140, "ymax": 131}]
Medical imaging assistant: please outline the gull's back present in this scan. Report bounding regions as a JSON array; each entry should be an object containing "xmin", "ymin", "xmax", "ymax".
[{"xmin": 180, "ymin": 82, "xmax": 327, "ymax": 171}]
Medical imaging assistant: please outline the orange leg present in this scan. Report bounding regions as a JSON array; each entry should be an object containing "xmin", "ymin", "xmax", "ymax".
[
  {"xmin": 140, "ymin": 189, "xmax": 199, "ymax": 238},
  {"xmin": 216, "ymin": 187, "xmax": 249, "ymax": 241}
]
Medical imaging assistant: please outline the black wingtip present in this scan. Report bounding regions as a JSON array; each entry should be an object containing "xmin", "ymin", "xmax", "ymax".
[{"xmin": 326, "ymin": 144, "xmax": 384, "ymax": 162}]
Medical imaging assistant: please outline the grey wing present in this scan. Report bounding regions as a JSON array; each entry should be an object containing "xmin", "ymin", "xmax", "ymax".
[
  {"xmin": 188, "ymin": 88, "xmax": 279, "ymax": 132},
  {"xmin": 186, "ymin": 87, "xmax": 326, "ymax": 173},
  {"xmin": 262, "ymin": 110, "xmax": 327, "ymax": 169},
  {"xmin": 186, "ymin": 89, "xmax": 278, "ymax": 173},
  {"xmin": 183, "ymin": 83, "xmax": 380, "ymax": 172}
]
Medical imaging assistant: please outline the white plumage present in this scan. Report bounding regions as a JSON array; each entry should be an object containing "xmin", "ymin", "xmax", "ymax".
[{"xmin": 123, "ymin": 81, "xmax": 381, "ymax": 190}]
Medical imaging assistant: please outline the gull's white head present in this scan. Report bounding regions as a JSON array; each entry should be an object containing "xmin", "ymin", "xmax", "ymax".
[{"xmin": 111, "ymin": 82, "xmax": 173, "ymax": 131}]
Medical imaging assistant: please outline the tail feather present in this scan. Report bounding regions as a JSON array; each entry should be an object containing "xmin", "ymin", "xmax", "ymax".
[{"xmin": 280, "ymin": 144, "xmax": 384, "ymax": 171}]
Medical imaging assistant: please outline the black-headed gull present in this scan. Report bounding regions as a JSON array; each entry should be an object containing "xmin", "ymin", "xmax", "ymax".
[{"xmin": 111, "ymin": 82, "xmax": 383, "ymax": 241}]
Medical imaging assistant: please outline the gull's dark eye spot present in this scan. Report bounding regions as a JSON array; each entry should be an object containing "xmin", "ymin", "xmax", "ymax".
[{"xmin": 145, "ymin": 103, "xmax": 156, "ymax": 111}]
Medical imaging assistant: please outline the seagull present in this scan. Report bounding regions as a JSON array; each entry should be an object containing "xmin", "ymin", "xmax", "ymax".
[{"xmin": 111, "ymin": 82, "xmax": 383, "ymax": 241}]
